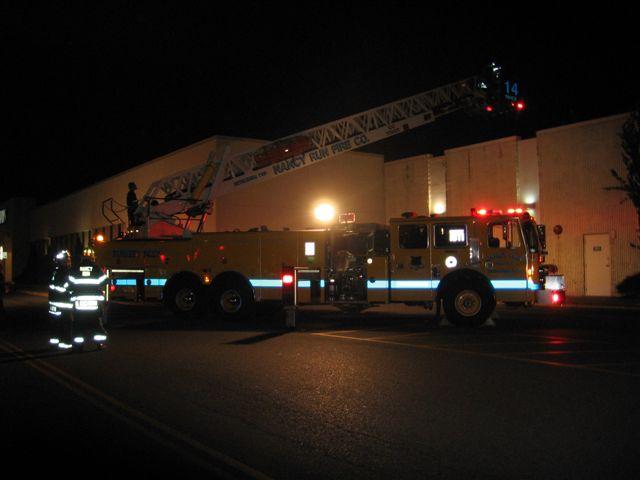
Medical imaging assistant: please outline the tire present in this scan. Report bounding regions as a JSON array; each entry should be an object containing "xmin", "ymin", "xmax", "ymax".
[
  {"xmin": 164, "ymin": 276, "xmax": 204, "ymax": 317},
  {"xmin": 442, "ymin": 280, "xmax": 495, "ymax": 327},
  {"xmin": 211, "ymin": 276, "xmax": 255, "ymax": 321}
]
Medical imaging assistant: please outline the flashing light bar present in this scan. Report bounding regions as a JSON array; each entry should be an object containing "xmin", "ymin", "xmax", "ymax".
[
  {"xmin": 471, "ymin": 208, "xmax": 502, "ymax": 216},
  {"xmin": 472, "ymin": 207, "xmax": 530, "ymax": 217}
]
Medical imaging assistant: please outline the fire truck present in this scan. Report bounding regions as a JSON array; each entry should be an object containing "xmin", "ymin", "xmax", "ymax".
[
  {"xmin": 96, "ymin": 63, "xmax": 564, "ymax": 326},
  {"xmin": 97, "ymin": 208, "xmax": 562, "ymax": 326}
]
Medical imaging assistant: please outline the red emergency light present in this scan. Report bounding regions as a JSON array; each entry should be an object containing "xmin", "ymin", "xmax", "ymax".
[
  {"xmin": 281, "ymin": 267, "xmax": 295, "ymax": 306},
  {"xmin": 551, "ymin": 290, "xmax": 565, "ymax": 305},
  {"xmin": 471, "ymin": 208, "xmax": 503, "ymax": 217}
]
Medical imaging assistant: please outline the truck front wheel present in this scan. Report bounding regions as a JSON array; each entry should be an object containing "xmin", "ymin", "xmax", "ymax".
[{"xmin": 442, "ymin": 281, "xmax": 495, "ymax": 327}]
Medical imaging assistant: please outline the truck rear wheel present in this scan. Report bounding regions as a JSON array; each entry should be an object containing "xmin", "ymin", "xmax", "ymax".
[
  {"xmin": 442, "ymin": 281, "xmax": 495, "ymax": 327},
  {"xmin": 164, "ymin": 276, "xmax": 203, "ymax": 316},
  {"xmin": 211, "ymin": 277, "xmax": 255, "ymax": 321}
]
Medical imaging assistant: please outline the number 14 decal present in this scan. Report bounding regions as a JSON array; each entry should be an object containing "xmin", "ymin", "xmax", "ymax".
[{"xmin": 505, "ymin": 81, "xmax": 519, "ymax": 100}]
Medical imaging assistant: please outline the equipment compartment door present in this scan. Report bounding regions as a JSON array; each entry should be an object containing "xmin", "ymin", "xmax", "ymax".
[
  {"xmin": 584, "ymin": 233, "xmax": 611, "ymax": 296},
  {"xmin": 390, "ymin": 222, "xmax": 433, "ymax": 303}
]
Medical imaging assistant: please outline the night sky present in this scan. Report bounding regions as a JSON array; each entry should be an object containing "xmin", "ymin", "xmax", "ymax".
[{"xmin": 2, "ymin": 2, "xmax": 638, "ymax": 204}]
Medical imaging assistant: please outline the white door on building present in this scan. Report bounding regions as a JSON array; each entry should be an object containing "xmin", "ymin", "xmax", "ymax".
[{"xmin": 584, "ymin": 233, "xmax": 611, "ymax": 296}]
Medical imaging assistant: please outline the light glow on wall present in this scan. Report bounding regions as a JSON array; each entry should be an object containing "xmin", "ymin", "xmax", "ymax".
[
  {"xmin": 433, "ymin": 202, "xmax": 446, "ymax": 214},
  {"xmin": 314, "ymin": 203, "xmax": 336, "ymax": 223}
]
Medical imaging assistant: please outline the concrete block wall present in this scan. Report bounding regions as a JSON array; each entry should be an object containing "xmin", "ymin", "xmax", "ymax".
[
  {"xmin": 384, "ymin": 155, "xmax": 429, "ymax": 220},
  {"xmin": 445, "ymin": 137, "xmax": 520, "ymax": 216},
  {"xmin": 216, "ymin": 150, "xmax": 385, "ymax": 231},
  {"xmin": 538, "ymin": 114, "xmax": 639, "ymax": 295},
  {"xmin": 29, "ymin": 136, "xmax": 385, "ymax": 241}
]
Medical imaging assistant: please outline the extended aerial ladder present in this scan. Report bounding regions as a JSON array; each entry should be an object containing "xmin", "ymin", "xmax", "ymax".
[{"xmin": 103, "ymin": 63, "xmax": 518, "ymax": 237}]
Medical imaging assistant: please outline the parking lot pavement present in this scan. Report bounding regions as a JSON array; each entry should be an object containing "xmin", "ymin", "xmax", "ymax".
[
  {"xmin": 310, "ymin": 327, "xmax": 640, "ymax": 377},
  {"xmin": 3, "ymin": 292, "xmax": 640, "ymax": 478}
]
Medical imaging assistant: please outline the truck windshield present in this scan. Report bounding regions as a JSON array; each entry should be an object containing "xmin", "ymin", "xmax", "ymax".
[
  {"xmin": 334, "ymin": 233, "xmax": 369, "ymax": 256},
  {"xmin": 521, "ymin": 220, "xmax": 540, "ymax": 253}
]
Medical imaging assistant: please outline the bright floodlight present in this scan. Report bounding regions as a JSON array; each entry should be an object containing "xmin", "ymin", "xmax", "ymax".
[
  {"xmin": 433, "ymin": 202, "xmax": 446, "ymax": 214},
  {"xmin": 314, "ymin": 203, "xmax": 335, "ymax": 223}
]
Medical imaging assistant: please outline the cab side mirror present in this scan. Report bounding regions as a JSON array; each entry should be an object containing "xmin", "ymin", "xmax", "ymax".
[{"xmin": 537, "ymin": 224, "xmax": 548, "ymax": 254}]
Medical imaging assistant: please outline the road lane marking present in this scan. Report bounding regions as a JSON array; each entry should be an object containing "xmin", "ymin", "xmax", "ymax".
[
  {"xmin": 0, "ymin": 339, "xmax": 273, "ymax": 480},
  {"xmin": 493, "ymin": 349, "xmax": 640, "ymax": 356},
  {"xmin": 318, "ymin": 329, "xmax": 361, "ymax": 335},
  {"xmin": 509, "ymin": 333, "xmax": 612, "ymax": 344},
  {"xmin": 310, "ymin": 332, "xmax": 640, "ymax": 378},
  {"xmin": 366, "ymin": 331, "xmax": 432, "ymax": 340},
  {"xmin": 580, "ymin": 361, "xmax": 640, "ymax": 367},
  {"xmin": 419, "ymin": 340, "xmax": 586, "ymax": 347}
]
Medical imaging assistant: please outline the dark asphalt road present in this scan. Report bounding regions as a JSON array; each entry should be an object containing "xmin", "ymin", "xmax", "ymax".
[{"xmin": 1, "ymin": 293, "xmax": 639, "ymax": 479}]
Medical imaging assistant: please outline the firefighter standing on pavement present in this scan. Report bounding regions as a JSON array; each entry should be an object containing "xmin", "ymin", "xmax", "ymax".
[
  {"xmin": 48, "ymin": 250, "xmax": 73, "ymax": 349},
  {"xmin": 48, "ymin": 249, "xmax": 108, "ymax": 350}
]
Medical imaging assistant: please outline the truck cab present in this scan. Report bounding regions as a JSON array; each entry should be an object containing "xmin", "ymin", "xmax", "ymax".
[
  {"xmin": 323, "ymin": 209, "xmax": 558, "ymax": 325},
  {"xmin": 388, "ymin": 209, "xmax": 551, "ymax": 325}
]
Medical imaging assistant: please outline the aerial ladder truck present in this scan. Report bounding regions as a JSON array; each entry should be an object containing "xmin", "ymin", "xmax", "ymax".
[{"xmin": 97, "ymin": 63, "xmax": 562, "ymax": 326}]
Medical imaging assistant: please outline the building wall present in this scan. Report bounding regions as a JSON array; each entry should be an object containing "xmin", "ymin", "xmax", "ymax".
[
  {"xmin": 29, "ymin": 136, "xmax": 385, "ymax": 243},
  {"xmin": 538, "ymin": 114, "xmax": 639, "ymax": 296},
  {"xmin": 29, "ymin": 136, "xmax": 275, "ymax": 242},
  {"xmin": 30, "ymin": 137, "xmax": 215, "ymax": 242},
  {"xmin": 427, "ymin": 156, "xmax": 447, "ymax": 215},
  {"xmin": 516, "ymin": 138, "xmax": 540, "ymax": 208},
  {"xmin": 216, "ymin": 150, "xmax": 385, "ymax": 231},
  {"xmin": 0, "ymin": 197, "xmax": 36, "ymax": 282},
  {"xmin": 445, "ymin": 136, "xmax": 520, "ymax": 216},
  {"xmin": 383, "ymin": 114, "xmax": 637, "ymax": 296},
  {"xmin": 23, "ymin": 113, "xmax": 640, "ymax": 296},
  {"xmin": 384, "ymin": 155, "xmax": 429, "ymax": 220}
]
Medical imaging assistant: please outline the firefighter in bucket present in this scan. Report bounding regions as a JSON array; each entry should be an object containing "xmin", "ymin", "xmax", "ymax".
[{"xmin": 48, "ymin": 248, "xmax": 109, "ymax": 351}]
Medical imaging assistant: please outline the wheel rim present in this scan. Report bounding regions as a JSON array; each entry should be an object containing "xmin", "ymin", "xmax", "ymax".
[
  {"xmin": 220, "ymin": 289, "xmax": 242, "ymax": 314},
  {"xmin": 175, "ymin": 287, "xmax": 197, "ymax": 311},
  {"xmin": 454, "ymin": 289, "xmax": 482, "ymax": 317}
]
